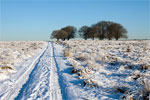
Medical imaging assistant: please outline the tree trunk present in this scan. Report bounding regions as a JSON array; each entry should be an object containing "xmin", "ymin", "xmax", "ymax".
[
  {"xmin": 67, "ymin": 37, "xmax": 70, "ymax": 40},
  {"xmin": 108, "ymin": 37, "xmax": 112, "ymax": 40},
  {"xmin": 84, "ymin": 37, "xmax": 87, "ymax": 40},
  {"xmin": 62, "ymin": 38, "xmax": 66, "ymax": 41},
  {"xmin": 92, "ymin": 37, "xmax": 94, "ymax": 40},
  {"xmin": 99, "ymin": 36, "xmax": 103, "ymax": 40}
]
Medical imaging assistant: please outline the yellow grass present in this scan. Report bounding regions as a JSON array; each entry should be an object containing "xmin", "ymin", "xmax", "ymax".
[
  {"xmin": 1, "ymin": 66, "xmax": 13, "ymax": 70},
  {"xmin": 64, "ymin": 50, "xmax": 70, "ymax": 57}
]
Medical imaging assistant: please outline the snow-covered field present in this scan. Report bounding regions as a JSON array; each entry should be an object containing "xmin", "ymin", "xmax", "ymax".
[
  {"xmin": 0, "ymin": 40, "xmax": 149, "ymax": 100},
  {"xmin": 0, "ymin": 41, "xmax": 45, "ymax": 80},
  {"xmin": 62, "ymin": 40, "xmax": 150, "ymax": 100},
  {"xmin": 0, "ymin": 41, "xmax": 47, "ymax": 99}
]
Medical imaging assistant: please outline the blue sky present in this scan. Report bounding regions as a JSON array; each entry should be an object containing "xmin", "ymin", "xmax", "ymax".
[{"xmin": 0, "ymin": 0, "xmax": 149, "ymax": 41}]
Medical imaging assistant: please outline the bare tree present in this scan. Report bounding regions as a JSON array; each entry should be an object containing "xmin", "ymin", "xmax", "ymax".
[
  {"xmin": 61, "ymin": 26, "xmax": 77, "ymax": 40},
  {"xmin": 51, "ymin": 30, "xmax": 68, "ymax": 41},
  {"xmin": 51, "ymin": 30, "xmax": 60, "ymax": 41},
  {"xmin": 106, "ymin": 24, "xmax": 114, "ymax": 40},
  {"xmin": 51, "ymin": 21, "xmax": 128, "ymax": 41},
  {"xmin": 92, "ymin": 21, "xmax": 109, "ymax": 40},
  {"xmin": 88, "ymin": 26, "xmax": 97, "ymax": 40},
  {"xmin": 107, "ymin": 23, "xmax": 128, "ymax": 40},
  {"xmin": 78, "ymin": 26, "xmax": 90, "ymax": 40}
]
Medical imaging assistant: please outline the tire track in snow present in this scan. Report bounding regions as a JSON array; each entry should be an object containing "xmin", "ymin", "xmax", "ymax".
[
  {"xmin": 49, "ymin": 42, "xmax": 62, "ymax": 100},
  {"xmin": 14, "ymin": 42, "xmax": 62, "ymax": 100},
  {"xmin": 51, "ymin": 42, "xmax": 68, "ymax": 100},
  {"xmin": 0, "ymin": 43, "xmax": 48, "ymax": 100}
]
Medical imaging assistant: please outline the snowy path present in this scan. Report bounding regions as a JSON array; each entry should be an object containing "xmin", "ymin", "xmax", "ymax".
[{"xmin": 14, "ymin": 42, "xmax": 62, "ymax": 100}]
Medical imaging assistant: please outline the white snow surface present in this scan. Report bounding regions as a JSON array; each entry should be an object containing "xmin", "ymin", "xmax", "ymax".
[
  {"xmin": 0, "ymin": 41, "xmax": 46, "ymax": 80},
  {"xmin": 0, "ymin": 41, "xmax": 47, "ymax": 99},
  {"xmin": 0, "ymin": 40, "xmax": 150, "ymax": 100},
  {"xmin": 61, "ymin": 40, "xmax": 150, "ymax": 100},
  {"xmin": 0, "ymin": 42, "xmax": 66, "ymax": 100}
]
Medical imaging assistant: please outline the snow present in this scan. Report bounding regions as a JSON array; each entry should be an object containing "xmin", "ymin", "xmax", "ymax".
[
  {"xmin": 0, "ymin": 41, "xmax": 47, "ymax": 99},
  {"xmin": 14, "ymin": 42, "xmax": 62, "ymax": 100},
  {"xmin": 0, "ymin": 41, "xmax": 45, "ymax": 80},
  {"xmin": 0, "ymin": 42, "xmax": 63, "ymax": 100},
  {"xmin": 61, "ymin": 40, "xmax": 150, "ymax": 100},
  {"xmin": 0, "ymin": 40, "xmax": 149, "ymax": 100}
]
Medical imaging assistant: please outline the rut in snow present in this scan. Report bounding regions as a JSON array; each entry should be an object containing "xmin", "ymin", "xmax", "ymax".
[{"xmin": 14, "ymin": 42, "xmax": 62, "ymax": 100}]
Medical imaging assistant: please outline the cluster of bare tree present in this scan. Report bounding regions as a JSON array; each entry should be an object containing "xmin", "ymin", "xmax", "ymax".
[
  {"xmin": 79, "ymin": 21, "xmax": 128, "ymax": 40},
  {"xmin": 51, "ymin": 21, "xmax": 128, "ymax": 41},
  {"xmin": 51, "ymin": 26, "xmax": 77, "ymax": 41}
]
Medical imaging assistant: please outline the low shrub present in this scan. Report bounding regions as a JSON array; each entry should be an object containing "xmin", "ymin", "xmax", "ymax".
[
  {"xmin": 75, "ymin": 56, "xmax": 86, "ymax": 61},
  {"xmin": 71, "ymin": 68, "xmax": 79, "ymax": 74},
  {"xmin": 139, "ymin": 64, "xmax": 150, "ymax": 70},
  {"xmin": 83, "ymin": 79, "xmax": 100, "ymax": 88},
  {"xmin": 64, "ymin": 50, "xmax": 70, "ymax": 57},
  {"xmin": 126, "ymin": 46, "xmax": 131, "ymax": 52},
  {"xmin": 114, "ymin": 86, "xmax": 129, "ymax": 94},
  {"xmin": 140, "ymin": 79, "xmax": 150, "ymax": 100},
  {"xmin": 1, "ymin": 66, "xmax": 13, "ymax": 70}
]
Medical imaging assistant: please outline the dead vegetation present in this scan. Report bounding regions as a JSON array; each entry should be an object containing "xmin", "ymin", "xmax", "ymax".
[
  {"xmin": 63, "ymin": 45, "xmax": 71, "ymax": 57},
  {"xmin": 0, "ymin": 41, "xmax": 45, "ymax": 80},
  {"xmin": 114, "ymin": 86, "xmax": 129, "ymax": 94},
  {"xmin": 139, "ymin": 64, "xmax": 150, "ymax": 70},
  {"xmin": 75, "ymin": 56, "xmax": 86, "ymax": 61},
  {"xmin": 121, "ymin": 79, "xmax": 150, "ymax": 100},
  {"xmin": 1, "ymin": 66, "xmax": 13, "ymax": 70},
  {"xmin": 83, "ymin": 79, "xmax": 100, "ymax": 88},
  {"xmin": 62, "ymin": 40, "xmax": 150, "ymax": 99},
  {"xmin": 64, "ymin": 50, "xmax": 70, "ymax": 57},
  {"xmin": 140, "ymin": 79, "xmax": 150, "ymax": 100},
  {"xmin": 71, "ymin": 68, "xmax": 80, "ymax": 74},
  {"xmin": 129, "ymin": 72, "xmax": 145, "ymax": 80},
  {"xmin": 126, "ymin": 46, "xmax": 131, "ymax": 52}
]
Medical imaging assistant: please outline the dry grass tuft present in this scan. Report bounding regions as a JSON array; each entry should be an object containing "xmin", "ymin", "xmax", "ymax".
[
  {"xmin": 140, "ymin": 79, "xmax": 150, "ymax": 100},
  {"xmin": 114, "ymin": 86, "xmax": 128, "ymax": 94},
  {"xmin": 139, "ymin": 64, "xmax": 150, "ymax": 70},
  {"xmin": 0, "ymin": 72, "xmax": 3, "ymax": 74},
  {"xmin": 129, "ymin": 97, "xmax": 135, "ymax": 100},
  {"xmin": 64, "ymin": 50, "xmax": 70, "ymax": 57},
  {"xmin": 75, "ymin": 56, "xmax": 86, "ymax": 61},
  {"xmin": 1, "ymin": 66, "xmax": 13, "ymax": 70},
  {"xmin": 1, "ymin": 61, "xmax": 8, "ymax": 65},
  {"xmin": 126, "ymin": 46, "xmax": 131, "ymax": 52},
  {"xmin": 83, "ymin": 79, "xmax": 100, "ymax": 88},
  {"xmin": 71, "ymin": 68, "xmax": 79, "ymax": 74}
]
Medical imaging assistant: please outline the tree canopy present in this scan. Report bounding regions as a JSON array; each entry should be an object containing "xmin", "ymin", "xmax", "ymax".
[
  {"xmin": 61, "ymin": 26, "xmax": 77, "ymax": 40},
  {"xmin": 50, "ymin": 21, "xmax": 128, "ymax": 41}
]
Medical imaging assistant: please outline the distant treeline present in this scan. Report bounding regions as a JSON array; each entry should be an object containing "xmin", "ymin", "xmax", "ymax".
[{"xmin": 50, "ymin": 21, "xmax": 128, "ymax": 41}]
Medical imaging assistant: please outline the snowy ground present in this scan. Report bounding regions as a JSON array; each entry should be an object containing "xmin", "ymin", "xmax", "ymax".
[
  {"xmin": 62, "ymin": 40, "xmax": 150, "ymax": 100},
  {"xmin": 0, "ymin": 40, "xmax": 149, "ymax": 100},
  {"xmin": 0, "ymin": 41, "xmax": 46, "ymax": 99},
  {"xmin": 0, "ymin": 41, "xmax": 45, "ymax": 80}
]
